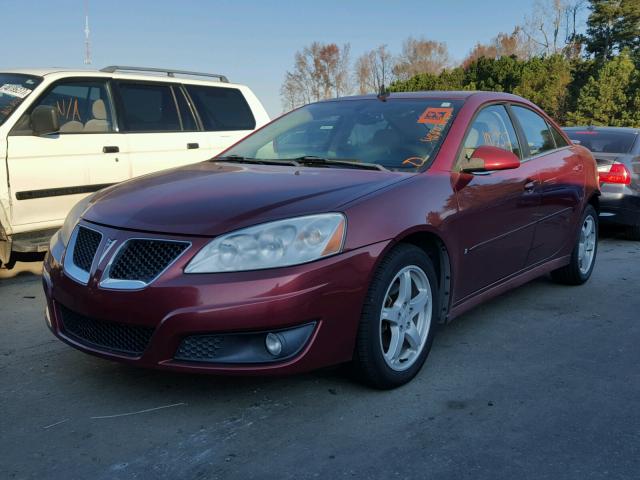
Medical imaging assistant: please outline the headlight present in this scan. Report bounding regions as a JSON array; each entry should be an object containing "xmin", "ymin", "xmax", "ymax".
[
  {"xmin": 185, "ymin": 213, "xmax": 346, "ymax": 273},
  {"xmin": 59, "ymin": 193, "xmax": 97, "ymax": 246}
]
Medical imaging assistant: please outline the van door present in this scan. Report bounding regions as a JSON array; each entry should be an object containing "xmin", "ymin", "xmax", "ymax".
[
  {"xmin": 184, "ymin": 84, "xmax": 257, "ymax": 156},
  {"xmin": 6, "ymin": 79, "xmax": 128, "ymax": 228},
  {"xmin": 114, "ymin": 82, "xmax": 212, "ymax": 177}
]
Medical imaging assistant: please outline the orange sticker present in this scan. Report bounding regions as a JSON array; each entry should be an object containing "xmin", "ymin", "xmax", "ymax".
[
  {"xmin": 417, "ymin": 107, "xmax": 453, "ymax": 125},
  {"xmin": 402, "ymin": 156, "xmax": 427, "ymax": 167}
]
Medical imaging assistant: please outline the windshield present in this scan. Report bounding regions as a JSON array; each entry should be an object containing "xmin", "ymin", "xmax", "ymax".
[
  {"xmin": 565, "ymin": 129, "xmax": 637, "ymax": 154},
  {"xmin": 0, "ymin": 74, "xmax": 42, "ymax": 126},
  {"xmin": 222, "ymin": 98, "xmax": 463, "ymax": 171}
]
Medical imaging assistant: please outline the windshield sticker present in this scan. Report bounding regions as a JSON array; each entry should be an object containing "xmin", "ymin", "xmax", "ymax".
[
  {"xmin": 402, "ymin": 156, "xmax": 428, "ymax": 168},
  {"xmin": 441, "ymin": 102, "xmax": 451, "ymax": 107},
  {"xmin": 418, "ymin": 107, "xmax": 453, "ymax": 125},
  {"xmin": 421, "ymin": 125, "xmax": 444, "ymax": 143},
  {"xmin": 0, "ymin": 84, "xmax": 32, "ymax": 99}
]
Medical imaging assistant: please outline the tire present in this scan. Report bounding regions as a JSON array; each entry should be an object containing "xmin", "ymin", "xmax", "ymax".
[
  {"xmin": 551, "ymin": 204, "xmax": 598, "ymax": 285},
  {"xmin": 353, "ymin": 244, "xmax": 440, "ymax": 389},
  {"xmin": 625, "ymin": 224, "xmax": 640, "ymax": 241}
]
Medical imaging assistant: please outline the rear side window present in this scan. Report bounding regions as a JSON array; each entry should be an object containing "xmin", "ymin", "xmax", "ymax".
[
  {"xmin": 511, "ymin": 106, "xmax": 555, "ymax": 156},
  {"xmin": 550, "ymin": 125, "xmax": 569, "ymax": 148},
  {"xmin": 174, "ymin": 87, "xmax": 198, "ymax": 131},
  {"xmin": 186, "ymin": 85, "xmax": 255, "ymax": 131},
  {"xmin": 461, "ymin": 104, "xmax": 521, "ymax": 161},
  {"xmin": 117, "ymin": 83, "xmax": 180, "ymax": 132}
]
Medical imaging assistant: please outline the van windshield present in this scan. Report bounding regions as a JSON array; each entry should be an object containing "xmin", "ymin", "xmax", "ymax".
[
  {"xmin": 222, "ymin": 98, "xmax": 463, "ymax": 171},
  {"xmin": 0, "ymin": 74, "xmax": 42, "ymax": 126}
]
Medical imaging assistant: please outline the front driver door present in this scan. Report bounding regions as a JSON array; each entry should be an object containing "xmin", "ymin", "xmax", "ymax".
[
  {"xmin": 450, "ymin": 104, "xmax": 541, "ymax": 303},
  {"xmin": 6, "ymin": 79, "xmax": 128, "ymax": 228}
]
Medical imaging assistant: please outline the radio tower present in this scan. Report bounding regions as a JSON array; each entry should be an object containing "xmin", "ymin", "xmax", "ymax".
[{"xmin": 83, "ymin": 0, "xmax": 91, "ymax": 65}]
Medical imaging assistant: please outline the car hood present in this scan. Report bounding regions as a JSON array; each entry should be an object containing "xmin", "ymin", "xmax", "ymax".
[{"xmin": 84, "ymin": 161, "xmax": 412, "ymax": 236}]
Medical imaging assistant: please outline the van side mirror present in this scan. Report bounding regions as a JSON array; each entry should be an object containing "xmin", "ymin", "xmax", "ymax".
[
  {"xmin": 31, "ymin": 105, "xmax": 60, "ymax": 136},
  {"xmin": 461, "ymin": 145, "xmax": 520, "ymax": 173}
]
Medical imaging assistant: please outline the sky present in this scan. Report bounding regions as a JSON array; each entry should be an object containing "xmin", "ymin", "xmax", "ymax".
[{"xmin": 0, "ymin": 0, "xmax": 571, "ymax": 118}]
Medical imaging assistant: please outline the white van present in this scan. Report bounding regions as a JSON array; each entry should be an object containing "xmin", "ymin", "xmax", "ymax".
[{"xmin": 0, "ymin": 66, "xmax": 270, "ymax": 268}]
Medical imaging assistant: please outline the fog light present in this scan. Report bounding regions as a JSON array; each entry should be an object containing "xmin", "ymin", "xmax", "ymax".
[{"xmin": 265, "ymin": 333, "xmax": 283, "ymax": 356}]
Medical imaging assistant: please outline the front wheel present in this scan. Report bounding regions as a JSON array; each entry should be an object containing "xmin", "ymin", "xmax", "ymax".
[
  {"xmin": 354, "ymin": 244, "xmax": 439, "ymax": 389},
  {"xmin": 551, "ymin": 204, "xmax": 598, "ymax": 285}
]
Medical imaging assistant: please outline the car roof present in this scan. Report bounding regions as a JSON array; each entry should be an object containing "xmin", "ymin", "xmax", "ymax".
[
  {"xmin": 563, "ymin": 126, "xmax": 640, "ymax": 134},
  {"xmin": 320, "ymin": 91, "xmax": 529, "ymax": 102},
  {"xmin": 0, "ymin": 67, "xmax": 245, "ymax": 88}
]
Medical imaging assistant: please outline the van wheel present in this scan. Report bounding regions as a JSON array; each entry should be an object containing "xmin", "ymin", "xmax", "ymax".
[
  {"xmin": 626, "ymin": 225, "xmax": 640, "ymax": 241},
  {"xmin": 551, "ymin": 205, "xmax": 598, "ymax": 285},
  {"xmin": 354, "ymin": 244, "xmax": 439, "ymax": 389}
]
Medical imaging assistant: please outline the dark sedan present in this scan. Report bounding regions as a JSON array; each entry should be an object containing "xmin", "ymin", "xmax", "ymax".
[
  {"xmin": 564, "ymin": 126, "xmax": 640, "ymax": 239},
  {"xmin": 43, "ymin": 92, "xmax": 599, "ymax": 388}
]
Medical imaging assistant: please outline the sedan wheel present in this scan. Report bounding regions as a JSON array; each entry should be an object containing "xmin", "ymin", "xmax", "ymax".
[
  {"xmin": 380, "ymin": 266, "xmax": 432, "ymax": 371},
  {"xmin": 354, "ymin": 244, "xmax": 440, "ymax": 389}
]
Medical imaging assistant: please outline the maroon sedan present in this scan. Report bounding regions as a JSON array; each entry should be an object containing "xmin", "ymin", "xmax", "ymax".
[{"xmin": 43, "ymin": 91, "xmax": 599, "ymax": 388}]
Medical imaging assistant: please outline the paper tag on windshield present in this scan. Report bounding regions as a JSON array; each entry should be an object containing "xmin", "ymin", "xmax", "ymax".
[
  {"xmin": 0, "ymin": 84, "xmax": 32, "ymax": 99},
  {"xmin": 418, "ymin": 107, "xmax": 453, "ymax": 125}
]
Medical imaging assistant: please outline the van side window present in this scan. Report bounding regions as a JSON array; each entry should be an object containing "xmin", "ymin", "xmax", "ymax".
[
  {"xmin": 460, "ymin": 105, "xmax": 521, "ymax": 163},
  {"xmin": 185, "ymin": 85, "xmax": 255, "ymax": 131},
  {"xmin": 18, "ymin": 80, "xmax": 114, "ymax": 134},
  {"xmin": 174, "ymin": 87, "xmax": 198, "ymax": 132},
  {"xmin": 511, "ymin": 106, "xmax": 556, "ymax": 156},
  {"xmin": 117, "ymin": 83, "xmax": 180, "ymax": 132}
]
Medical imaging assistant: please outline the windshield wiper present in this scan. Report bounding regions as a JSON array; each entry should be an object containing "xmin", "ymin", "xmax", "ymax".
[
  {"xmin": 212, "ymin": 155, "xmax": 300, "ymax": 167},
  {"xmin": 286, "ymin": 156, "xmax": 388, "ymax": 171}
]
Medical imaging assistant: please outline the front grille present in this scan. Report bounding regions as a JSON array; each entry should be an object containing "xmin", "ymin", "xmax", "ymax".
[
  {"xmin": 108, "ymin": 240, "xmax": 189, "ymax": 284},
  {"xmin": 175, "ymin": 335, "xmax": 225, "ymax": 362},
  {"xmin": 73, "ymin": 227, "xmax": 102, "ymax": 272},
  {"xmin": 59, "ymin": 305, "xmax": 154, "ymax": 356}
]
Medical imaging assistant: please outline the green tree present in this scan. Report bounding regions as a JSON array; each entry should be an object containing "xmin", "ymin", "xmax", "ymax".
[
  {"xmin": 463, "ymin": 55, "xmax": 524, "ymax": 92},
  {"xmin": 584, "ymin": 0, "xmax": 640, "ymax": 60},
  {"xmin": 514, "ymin": 55, "xmax": 572, "ymax": 122},
  {"xmin": 568, "ymin": 51, "xmax": 640, "ymax": 126}
]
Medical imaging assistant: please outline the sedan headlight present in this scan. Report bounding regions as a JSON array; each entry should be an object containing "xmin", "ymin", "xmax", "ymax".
[
  {"xmin": 185, "ymin": 213, "xmax": 346, "ymax": 273},
  {"xmin": 59, "ymin": 193, "xmax": 97, "ymax": 246}
]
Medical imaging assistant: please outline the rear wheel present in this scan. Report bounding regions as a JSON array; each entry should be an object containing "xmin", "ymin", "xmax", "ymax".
[
  {"xmin": 551, "ymin": 204, "xmax": 598, "ymax": 285},
  {"xmin": 354, "ymin": 244, "xmax": 439, "ymax": 389}
]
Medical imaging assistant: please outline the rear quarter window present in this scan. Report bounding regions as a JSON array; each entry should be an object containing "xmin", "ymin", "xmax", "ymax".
[{"xmin": 186, "ymin": 85, "xmax": 255, "ymax": 131}]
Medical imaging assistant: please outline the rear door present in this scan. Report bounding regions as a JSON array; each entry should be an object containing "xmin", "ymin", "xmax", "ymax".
[
  {"xmin": 113, "ymin": 81, "xmax": 212, "ymax": 177},
  {"xmin": 510, "ymin": 105, "xmax": 584, "ymax": 264},
  {"xmin": 451, "ymin": 104, "xmax": 541, "ymax": 301},
  {"xmin": 184, "ymin": 84, "xmax": 257, "ymax": 156},
  {"xmin": 6, "ymin": 78, "xmax": 127, "ymax": 227}
]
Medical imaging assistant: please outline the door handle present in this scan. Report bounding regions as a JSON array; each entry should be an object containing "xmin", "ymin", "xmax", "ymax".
[
  {"xmin": 187, "ymin": 143, "xmax": 199, "ymax": 150},
  {"xmin": 103, "ymin": 146, "xmax": 119, "ymax": 154},
  {"xmin": 524, "ymin": 179, "xmax": 537, "ymax": 193}
]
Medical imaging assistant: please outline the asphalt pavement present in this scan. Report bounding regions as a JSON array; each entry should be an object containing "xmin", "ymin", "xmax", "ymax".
[{"xmin": 1, "ymin": 233, "xmax": 639, "ymax": 479}]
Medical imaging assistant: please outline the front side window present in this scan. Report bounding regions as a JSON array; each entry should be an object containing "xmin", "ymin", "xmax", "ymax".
[
  {"xmin": 117, "ymin": 83, "xmax": 180, "ymax": 132},
  {"xmin": 186, "ymin": 85, "xmax": 256, "ymax": 131},
  {"xmin": 223, "ymin": 98, "xmax": 463, "ymax": 171},
  {"xmin": 0, "ymin": 74, "xmax": 42, "ymax": 126},
  {"xmin": 20, "ymin": 80, "xmax": 114, "ymax": 134},
  {"xmin": 512, "ymin": 106, "xmax": 555, "ymax": 157},
  {"xmin": 460, "ymin": 104, "xmax": 521, "ymax": 163}
]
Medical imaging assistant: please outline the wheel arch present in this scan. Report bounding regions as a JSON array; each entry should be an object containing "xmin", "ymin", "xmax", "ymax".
[{"xmin": 384, "ymin": 229, "xmax": 453, "ymax": 324}]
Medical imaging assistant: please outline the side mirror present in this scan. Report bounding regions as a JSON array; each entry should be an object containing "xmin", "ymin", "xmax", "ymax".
[
  {"xmin": 31, "ymin": 105, "xmax": 60, "ymax": 136},
  {"xmin": 461, "ymin": 145, "xmax": 520, "ymax": 173}
]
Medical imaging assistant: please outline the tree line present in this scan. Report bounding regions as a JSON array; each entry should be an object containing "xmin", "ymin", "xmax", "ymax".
[{"xmin": 280, "ymin": 0, "xmax": 640, "ymax": 127}]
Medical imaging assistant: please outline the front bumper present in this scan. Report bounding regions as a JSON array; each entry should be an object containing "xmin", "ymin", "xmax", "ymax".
[{"xmin": 43, "ymin": 222, "xmax": 388, "ymax": 375}]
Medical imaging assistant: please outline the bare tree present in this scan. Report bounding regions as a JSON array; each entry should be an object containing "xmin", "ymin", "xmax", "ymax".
[
  {"xmin": 354, "ymin": 44, "xmax": 395, "ymax": 94},
  {"xmin": 280, "ymin": 42, "xmax": 351, "ymax": 111},
  {"xmin": 523, "ymin": 0, "xmax": 586, "ymax": 56},
  {"xmin": 462, "ymin": 27, "xmax": 534, "ymax": 68},
  {"xmin": 393, "ymin": 37, "xmax": 449, "ymax": 80}
]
